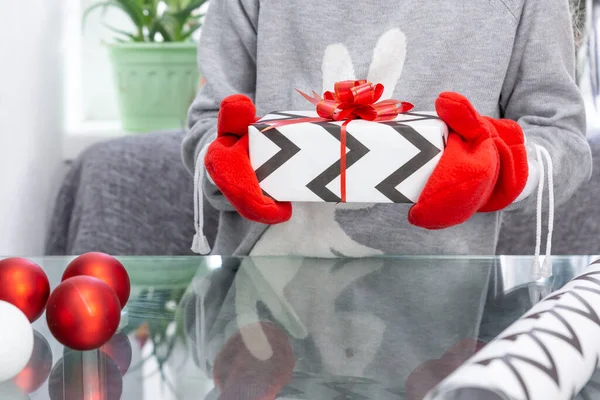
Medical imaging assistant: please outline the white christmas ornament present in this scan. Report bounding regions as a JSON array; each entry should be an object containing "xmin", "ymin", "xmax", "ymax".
[{"xmin": 0, "ymin": 300, "xmax": 34, "ymax": 382}]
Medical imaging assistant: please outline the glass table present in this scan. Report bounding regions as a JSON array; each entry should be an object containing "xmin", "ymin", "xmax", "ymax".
[{"xmin": 1, "ymin": 255, "xmax": 600, "ymax": 400}]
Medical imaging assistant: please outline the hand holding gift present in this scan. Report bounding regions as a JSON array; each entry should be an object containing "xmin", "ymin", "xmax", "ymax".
[
  {"xmin": 208, "ymin": 83, "xmax": 528, "ymax": 229},
  {"xmin": 204, "ymin": 95, "xmax": 292, "ymax": 224},
  {"xmin": 409, "ymin": 93, "xmax": 529, "ymax": 229}
]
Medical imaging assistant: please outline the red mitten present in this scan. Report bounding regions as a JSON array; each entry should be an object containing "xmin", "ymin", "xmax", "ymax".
[
  {"xmin": 409, "ymin": 93, "xmax": 528, "ymax": 229},
  {"xmin": 204, "ymin": 95, "xmax": 292, "ymax": 224},
  {"xmin": 213, "ymin": 322, "xmax": 295, "ymax": 400}
]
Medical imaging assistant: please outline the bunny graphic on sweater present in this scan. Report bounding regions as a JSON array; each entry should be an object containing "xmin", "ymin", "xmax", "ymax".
[{"xmin": 251, "ymin": 29, "xmax": 407, "ymax": 257}]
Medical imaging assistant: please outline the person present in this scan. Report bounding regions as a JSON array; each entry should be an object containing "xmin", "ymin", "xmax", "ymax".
[{"xmin": 182, "ymin": 0, "xmax": 592, "ymax": 259}]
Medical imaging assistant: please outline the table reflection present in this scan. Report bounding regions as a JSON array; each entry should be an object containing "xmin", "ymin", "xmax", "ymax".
[
  {"xmin": 0, "ymin": 256, "xmax": 598, "ymax": 399},
  {"xmin": 182, "ymin": 256, "xmax": 600, "ymax": 399},
  {"xmin": 48, "ymin": 350, "xmax": 122, "ymax": 400},
  {"xmin": 13, "ymin": 331, "xmax": 52, "ymax": 394}
]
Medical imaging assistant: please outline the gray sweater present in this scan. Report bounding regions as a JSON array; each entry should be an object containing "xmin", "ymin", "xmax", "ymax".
[{"xmin": 182, "ymin": 0, "xmax": 592, "ymax": 257}]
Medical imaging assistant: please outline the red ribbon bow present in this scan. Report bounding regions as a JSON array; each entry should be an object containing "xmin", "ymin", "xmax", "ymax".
[
  {"xmin": 297, "ymin": 80, "xmax": 413, "ymax": 122},
  {"xmin": 262, "ymin": 80, "xmax": 414, "ymax": 202}
]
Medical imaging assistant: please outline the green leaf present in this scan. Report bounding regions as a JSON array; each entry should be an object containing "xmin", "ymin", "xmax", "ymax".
[
  {"xmin": 84, "ymin": 0, "xmax": 146, "ymax": 35},
  {"xmin": 162, "ymin": 0, "xmax": 178, "ymax": 10},
  {"xmin": 158, "ymin": 13, "xmax": 184, "ymax": 41},
  {"xmin": 114, "ymin": 0, "xmax": 147, "ymax": 28},
  {"xmin": 84, "ymin": 0, "xmax": 204, "ymax": 42},
  {"xmin": 182, "ymin": 0, "xmax": 207, "ymax": 12},
  {"xmin": 150, "ymin": 18, "xmax": 174, "ymax": 41},
  {"xmin": 181, "ymin": 22, "xmax": 201, "ymax": 40},
  {"xmin": 102, "ymin": 22, "xmax": 141, "ymax": 41},
  {"xmin": 171, "ymin": 0, "xmax": 206, "ymax": 20},
  {"xmin": 161, "ymin": 0, "xmax": 205, "ymax": 41}
]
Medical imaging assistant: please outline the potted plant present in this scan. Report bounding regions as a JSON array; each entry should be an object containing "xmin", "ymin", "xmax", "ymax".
[{"xmin": 84, "ymin": 0, "xmax": 208, "ymax": 132}]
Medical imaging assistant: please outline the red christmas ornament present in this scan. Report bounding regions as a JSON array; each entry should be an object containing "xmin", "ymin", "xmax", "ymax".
[
  {"xmin": 100, "ymin": 333, "xmax": 132, "ymax": 376},
  {"xmin": 62, "ymin": 252, "xmax": 130, "ymax": 309},
  {"xmin": 0, "ymin": 258, "xmax": 50, "ymax": 322},
  {"xmin": 46, "ymin": 276, "xmax": 121, "ymax": 351},
  {"xmin": 13, "ymin": 331, "xmax": 53, "ymax": 394},
  {"xmin": 48, "ymin": 350, "xmax": 122, "ymax": 400}
]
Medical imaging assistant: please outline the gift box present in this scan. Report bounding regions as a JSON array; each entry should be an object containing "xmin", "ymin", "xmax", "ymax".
[{"xmin": 249, "ymin": 111, "xmax": 448, "ymax": 203}]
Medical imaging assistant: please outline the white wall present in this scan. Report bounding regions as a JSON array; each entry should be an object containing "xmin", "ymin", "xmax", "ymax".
[
  {"xmin": 79, "ymin": 0, "xmax": 133, "ymax": 123},
  {"xmin": 0, "ymin": 1, "xmax": 64, "ymax": 256}
]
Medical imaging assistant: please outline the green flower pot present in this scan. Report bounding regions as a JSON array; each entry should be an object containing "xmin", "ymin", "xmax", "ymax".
[{"xmin": 108, "ymin": 42, "xmax": 200, "ymax": 132}]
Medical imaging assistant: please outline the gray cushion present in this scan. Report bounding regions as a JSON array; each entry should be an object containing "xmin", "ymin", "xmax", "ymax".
[{"xmin": 45, "ymin": 131, "xmax": 219, "ymax": 256}]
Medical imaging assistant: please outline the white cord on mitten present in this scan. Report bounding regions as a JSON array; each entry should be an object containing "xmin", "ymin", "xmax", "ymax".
[
  {"xmin": 192, "ymin": 143, "xmax": 211, "ymax": 255},
  {"xmin": 530, "ymin": 144, "xmax": 555, "ymax": 280}
]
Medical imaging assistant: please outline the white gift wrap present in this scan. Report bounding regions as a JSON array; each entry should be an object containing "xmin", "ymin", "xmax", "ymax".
[
  {"xmin": 249, "ymin": 111, "xmax": 448, "ymax": 203},
  {"xmin": 425, "ymin": 260, "xmax": 600, "ymax": 400}
]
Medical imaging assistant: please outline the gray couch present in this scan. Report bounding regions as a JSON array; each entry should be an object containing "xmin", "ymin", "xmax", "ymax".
[{"xmin": 45, "ymin": 131, "xmax": 600, "ymax": 256}]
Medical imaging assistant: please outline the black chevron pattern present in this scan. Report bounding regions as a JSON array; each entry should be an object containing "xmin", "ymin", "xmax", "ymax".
[
  {"xmin": 253, "ymin": 113, "xmax": 321, "ymax": 199},
  {"xmin": 306, "ymin": 123, "xmax": 370, "ymax": 202},
  {"xmin": 253, "ymin": 124, "xmax": 301, "ymax": 182},
  {"xmin": 375, "ymin": 122, "xmax": 441, "ymax": 202},
  {"xmin": 253, "ymin": 112, "xmax": 316, "ymax": 186}
]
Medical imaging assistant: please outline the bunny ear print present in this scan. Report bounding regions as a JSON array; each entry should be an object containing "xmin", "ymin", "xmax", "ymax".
[
  {"xmin": 321, "ymin": 29, "xmax": 407, "ymax": 96},
  {"xmin": 322, "ymin": 43, "xmax": 356, "ymax": 93},
  {"xmin": 367, "ymin": 28, "xmax": 407, "ymax": 100}
]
